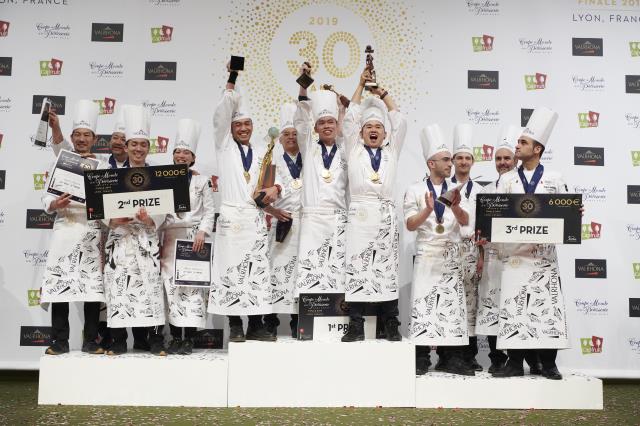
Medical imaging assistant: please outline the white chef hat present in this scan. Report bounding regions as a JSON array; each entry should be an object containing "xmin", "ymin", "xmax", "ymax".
[
  {"xmin": 72, "ymin": 100, "xmax": 99, "ymax": 133},
  {"xmin": 453, "ymin": 123, "xmax": 473, "ymax": 156},
  {"xmin": 231, "ymin": 85, "xmax": 252, "ymax": 123},
  {"xmin": 174, "ymin": 118, "xmax": 201, "ymax": 154},
  {"xmin": 495, "ymin": 125, "xmax": 521, "ymax": 156},
  {"xmin": 360, "ymin": 97, "xmax": 388, "ymax": 129},
  {"xmin": 420, "ymin": 124, "xmax": 451, "ymax": 161},
  {"xmin": 310, "ymin": 90, "xmax": 338, "ymax": 123},
  {"xmin": 520, "ymin": 106, "xmax": 558, "ymax": 147},
  {"xmin": 124, "ymin": 105, "xmax": 151, "ymax": 141},
  {"xmin": 279, "ymin": 102, "xmax": 297, "ymax": 133},
  {"xmin": 113, "ymin": 105, "xmax": 129, "ymax": 135}
]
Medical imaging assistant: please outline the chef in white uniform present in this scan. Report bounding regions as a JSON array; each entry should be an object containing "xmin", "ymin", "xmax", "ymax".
[
  {"xmin": 404, "ymin": 124, "xmax": 474, "ymax": 376},
  {"xmin": 262, "ymin": 103, "xmax": 304, "ymax": 338},
  {"xmin": 340, "ymin": 71, "xmax": 407, "ymax": 342},
  {"xmin": 474, "ymin": 125, "xmax": 520, "ymax": 373},
  {"xmin": 491, "ymin": 107, "xmax": 569, "ymax": 380},
  {"xmin": 103, "ymin": 105, "xmax": 167, "ymax": 356},
  {"xmin": 161, "ymin": 119, "xmax": 216, "ymax": 355},
  {"xmin": 207, "ymin": 62, "xmax": 281, "ymax": 343},
  {"xmin": 41, "ymin": 100, "xmax": 106, "ymax": 355},
  {"xmin": 293, "ymin": 67, "xmax": 348, "ymax": 300}
]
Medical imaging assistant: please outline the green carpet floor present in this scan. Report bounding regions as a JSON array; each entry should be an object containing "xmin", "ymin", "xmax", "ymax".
[{"xmin": 1, "ymin": 371, "xmax": 638, "ymax": 425}]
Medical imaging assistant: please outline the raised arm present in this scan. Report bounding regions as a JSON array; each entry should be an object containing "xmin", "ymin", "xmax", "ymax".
[{"xmin": 213, "ymin": 62, "xmax": 242, "ymax": 151}]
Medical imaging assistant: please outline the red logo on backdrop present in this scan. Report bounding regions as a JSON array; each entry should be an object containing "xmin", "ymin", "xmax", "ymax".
[
  {"xmin": 157, "ymin": 136, "xmax": 169, "ymax": 153},
  {"xmin": 482, "ymin": 144, "xmax": 494, "ymax": 161},
  {"xmin": 210, "ymin": 175, "xmax": 219, "ymax": 192},
  {"xmin": 589, "ymin": 111, "xmax": 599, "ymax": 126},
  {"xmin": 105, "ymin": 97, "xmax": 116, "ymax": 114},
  {"xmin": 50, "ymin": 58, "xmax": 63, "ymax": 75},
  {"xmin": 536, "ymin": 73, "xmax": 547, "ymax": 87},
  {"xmin": 0, "ymin": 21, "xmax": 9, "ymax": 37},
  {"xmin": 483, "ymin": 34, "xmax": 494, "ymax": 50},
  {"xmin": 0, "ymin": 133, "xmax": 4, "ymax": 148},
  {"xmin": 591, "ymin": 221, "xmax": 602, "ymax": 238}
]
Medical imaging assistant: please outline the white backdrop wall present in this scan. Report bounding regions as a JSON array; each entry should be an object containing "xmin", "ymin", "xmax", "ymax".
[{"xmin": 0, "ymin": 0, "xmax": 639, "ymax": 377}]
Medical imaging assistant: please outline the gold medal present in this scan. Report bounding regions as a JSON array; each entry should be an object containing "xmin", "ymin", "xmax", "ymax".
[
  {"xmin": 435, "ymin": 223, "xmax": 445, "ymax": 234},
  {"xmin": 291, "ymin": 178, "xmax": 302, "ymax": 190},
  {"xmin": 369, "ymin": 171, "xmax": 380, "ymax": 183},
  {"xmin": 243, "ymin": 171, "xmax": 250, "ymax": 183},
  {"xmin": 321, "ymin": 169, "xmax": 331, "ymax": 179}
]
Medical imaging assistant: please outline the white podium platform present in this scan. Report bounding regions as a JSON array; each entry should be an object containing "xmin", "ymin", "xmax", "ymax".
[
  {"xmin": 415, "ymin": 371, "xmax": 603, "ymax": 409},
  {"xmin": 228, "ymin": 337, "xmax": 415, "ymax": 407},
  {"xmin": 38, "ymin": 350, "xmax": 228, "ymax": 407}
]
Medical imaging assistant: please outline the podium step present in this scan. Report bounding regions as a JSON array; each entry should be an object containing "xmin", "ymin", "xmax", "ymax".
[
  {"xmin": 38, "ymin": 350, "xmax": 228, "ymax": 407},
  {"xmin": 228, "ymin": 337, "xmax": 415, "ymax": 407},
  {"xmin": 415, "ymin": 371, "xmax": 603, "ymax": 409}
]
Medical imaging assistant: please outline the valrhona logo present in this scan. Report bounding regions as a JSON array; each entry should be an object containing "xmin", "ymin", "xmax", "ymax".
[
  {"xmin": 35, "ymin": 22, "xmax": 70, "ymax": 39},
  {"xmin": 578, "ymin": 111, "xmax": 599, "ymax": 128},
  {"xmin": 582, "ymin": 222, "xmax": 602, "ymax": 240},
  {"xmin": 33, "ymin": 172, "xmax": 48, "ymax": 190},
  {"xmin": 149, "ymin": 136, "xmax": 169, "ymax": 154},
  {"xmin": 580, "ymin": 336, "xmax": 603, "ymax": 354},
  {"xmin": 627, "ymin": 75, "xmax": 640, "ymax": 94},
  {"xmin": 466, "ymin": 0, "xmax": 499, "ymax": 16},
  {"xmin": 20, "ymin": 326, "xmax": 53, "ymax": 346},
  {"xmin": 25, "ymin": 209, "xmax": 56, "ymax": 229},
  {"xmin": 473, "ymin": 145, "xmax": 494, "ymax": 162},
  {"xmin": 468, "ymin": 70, "xmax": 499, "ymax": 89},
  {"xmin": 151, "ymin": 25, "xmax": 173, "ymax": 43},
  {"xmin": 94, "ymin": 97, "xmax": 116, "ymax": 115},
  {"xmin": 524, "ymin": 73, "xmax": 547, "ymax": 90},
  {"xmin": 521, "ymin": 108, "xmax": 533, "ymax": 127},
  {"xmin": 92, "ymin": 134, "xmax": 112, "ymax": 154},
  {"xmin": 631, "ymin": 41, "xmax": 640, "ymax": 57},
  {"xmin": 574, "ymin": 147, "xmax": 604, "ymax": 166},
  {"xmin": 466, "ymin": 108, "xmax": 500, "ymax": 125},
  {"xmin": 89, "ymin": 61, "xmax": 124, "ymax": 78},
  {"xmin": 519, "ymin": 38, "xmax": 552, "ymax": 54},
  {"xmin": 572, "ymin": 38, "xmax": 603, "ymax": 56},
  {"xmin": 574, "ymin": 298, "xmax": 608, "ymax": 316},
  {"xmin": 32, "ymin": 95, "xmax": 65, "ymax": 115},
  {"xmin": 628, "ymin": 185, "xmax": 640, "ymax": 204},
  {"xmin": 472, "ymin": 35, "xmax": 494, "ymax": 52},
  {"xmin": 630, "ymin": 298, "xmax": 640, "ymax": 317},
  {"xmin": 575, "ymin": 259, "xmax": 607, "ymax": 278},
  {"xmin": 0, "ymin": 170, "xmax": 5, "ymax": 189},
  {"xmin": 144, "ymin": 61, "xmax": 177, "ymax": 80},
  {"xmin": 0, "ymin": 21, "xmax": 9, "ymax": 37},
  {"xmin": 40, "ymin": 58, "xmax": 63, "ymax": 76},
  {"xmin": 0, "ymin": 57, "xmax": 12, "ymax": 76},
  {"xmin": 91, "ymin": 23, "xmax": 124, "ymax": 42}
]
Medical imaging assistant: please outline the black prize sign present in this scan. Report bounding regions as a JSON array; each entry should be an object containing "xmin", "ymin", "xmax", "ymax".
[
  {"xmin": 144, "ymin": 61, "xmax": 177, "ymax": 80},
  {"xmin": 20, "ymin": 326, "xmax": 54, "ymax": 346},
  {"xmin": 32, "ymin": 95, "xmax": 65, "ymax": 115},
  {"xmin": 91, "ymin": 23, "xmax": 124, "ymax": 42},
  {"xmin": 468, "ymin": 70, "xmax": 499, "ymax": 89},
  {"xmin": 572, "ymin": 38, "xmax": 603, "ymax": 56},
  {"xmin": 84, "ymin": 164, "xmax": 190, "ymax": 220},
  {"xmin": 475, "ymin": 194, "xmax": 583, "ymax": 244}
]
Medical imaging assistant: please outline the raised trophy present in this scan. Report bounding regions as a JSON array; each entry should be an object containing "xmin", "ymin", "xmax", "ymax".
[
  {"xmin": 321, "ymin": 84, "xmax": 350, "ymax": 108},
  {"xmin": 253, "ymin": 127, "xmax": 279, "ymax": 208},
  {"xmin": 364, "ymin": 45, "xmax": 378, "ymax": 91},
  {"xmin": 296, "ymin": 61, "xmax": 314, "ymax": 89}
]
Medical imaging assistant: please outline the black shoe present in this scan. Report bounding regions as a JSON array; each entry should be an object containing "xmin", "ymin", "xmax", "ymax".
[
  {"xmin": 229, "ymin": 324, "xmax": 246, "ymax": 342},
  {"xmin": 434, "ymin": 356, "xmax": 447, "ymax": 371},
  {"xmin": 468, "ymin": 357, "xmax": 483, "ymax": 372},
  {"xmin": 45, "ymin": 340, "xmax": 69, "ymax": 355},
  {"xmin": 81, "ymin": 340, "xmax": 105, "ymax": 354},
  {"xmin": 491, "ymin": 362, "xmax": 524, "ymax": 378},
  {"xmin": 541, "ymin": 365, "xmax": 563, "ymax": 380},
  {"xmin": 444, "ymin": 356, "xmax": 475, "ymax": 376},
  {"xmin": 416, "ymin": 357, "xmax": 431, "ymax": 375},
  {"xmin": 106, "ymin": 340, "xmax": 127, "ymax": 356},
  {"xmin": 375, "ymin": 316, "xmax": 386, "ymax": 339},
  {"xmin": 150, "ymin": 339, "xmax": 167, "ymax": 356},
  {"xmin": 488, "ymin": 360, "xmax": 506, "ymax": 375},
  {"xmin": 99, "ymin": 337, "xmax": 113, "ymax": 351},
  {"xmin": 341, "ymin": 321, "xmax": 364, "ymax": 342},
  {"xmin": 246, "ymin": 326, "xmax": 277, "ymax": 342},
  {"xmin": 167, "ymin": 338, "xmax": 182, "ymax": 354},
  {"xmin": 180, "ymin": 339, "xmax": 194, "ymax": 355},
  {"xmin": 290, "ymin": 323, "xmax": 298, "ymax": 339},
  {"xmin": 133, "ymin": 339, "xmax": 150, "ymax": 352},
  {"xmin": 264, "ymin": 323, "xmax": 278, "ymax": 338},
  {"xmin": 384, "ymin": 317, "xmax": 402, "ymax": 342},
  {"xmin": 529, "ymin": 362, "xmax": 543, "ymax": 375}
]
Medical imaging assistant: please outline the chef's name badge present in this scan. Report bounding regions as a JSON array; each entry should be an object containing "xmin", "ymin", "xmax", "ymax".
[
  {"xmin": 475, "ymin": 194, "xmax": 582, "ymax": 245},
  {"xmin": 84, "ymin": 164, "xmax": 191, "ymax": 220}
]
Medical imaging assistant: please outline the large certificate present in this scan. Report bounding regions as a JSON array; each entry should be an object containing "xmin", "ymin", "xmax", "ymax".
[
  {"xmin": 84, "ymin": 164, "xmax": 190, "ymax": 220},
  {"xmin": 475, "ymin": 193, "xmax": 582, "ymax": 244},
  {"xmin": 47, "ymin": 149, "xmax": 99, "ymax": 203},
  {"xmin": 174, "ymin": 239, "xmax": 212, "ymax": 287}
]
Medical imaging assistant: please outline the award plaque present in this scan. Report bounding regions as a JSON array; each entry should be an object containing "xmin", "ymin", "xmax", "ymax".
[
  {"xmin": 34, "ymin": 97, "xmax": 51, "ymax": 147},
  {"xmin": 321, "ymin": 84, "xmax": 350, "ymax": 108},
  {"xmin": 174, "ymin": 239, "xmax": 212, "ymax": 287},
  {"xmin": 296, "ymin": 61, "xmax": 314, "ymax": 89},
  {"xmin": 364, "ymin": 45, "xmax": 378, "ymax": 91},
  {"xmin": 436, "ymin": 183, "xmax": 465, "ymax": 207},
  {"xmin": 230, "ymin": 55, "xmax": 244, "ymax": 71},
  {"xmin": 84, "ymin": 164, "xmax": 191, "ymax": 220},
  {"xmin": 47, "ymin": 149, "xmax": 100, "ymax": 203},
  {"xmin": 253, "ymin": 127, "xmax": 279, "ymax": 208},
  {"xmin": 475, "ymin": 193, "xmax": 582, "ymax": 244}
]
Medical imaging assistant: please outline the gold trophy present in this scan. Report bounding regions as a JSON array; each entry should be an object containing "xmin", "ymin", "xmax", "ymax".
[
  {"xmin": 253, "ymin": 127, "xmax": 279, "ymax": 208},
  {"xmin": 364, "ymin": 45, "xmax": 378, "ymax": 91},
  {"xmin": 321, "ymin": 84, "xmax": 350, "ymax": 108}
]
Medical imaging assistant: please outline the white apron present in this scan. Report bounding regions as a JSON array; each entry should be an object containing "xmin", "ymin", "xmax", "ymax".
[
  {"xmin": 497, "ymin": 244, "xmax": 569, "ymax": 349},
  {"xmin": 161, "ymin": 225, "xmax": 210, "ymax": 328},
  {"xmin": 474, "ymin": 244, "xmax": 502, "ymax": 336},
  {"xmin": 409, "ymin": 242, "xmax": 469, "ymax": 346},
  {"xmin": 269, "ymin": 210, "xmax": 301, "ymax": 314},
  {"xmin": 40, "ymin": 204, "xmax": 105, "ymax": 304},
  {"xmin": 104, "ymin": 223, "xmax": 165, "ymax": 328},
  {"xmin": 295, "ymin": 207, "xmax": 347, "ymax": 295},
  {"xmin": 460, "ymin": 238, "xmax": 479, "ymax": 336},
  {"xmin": 344, "ymin": 196, "xmax": 399, "ymax": 303},
  {"xmin": 208, "ymin": 203, "xmax": 271, "ymax": 316}
]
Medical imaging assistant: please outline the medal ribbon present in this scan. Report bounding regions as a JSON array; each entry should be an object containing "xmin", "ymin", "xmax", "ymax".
[
  {"xmin": 318, "ymin": 141, "xmax": 337, "ymax": 170},
  {"xmin": 426, "ymin": 178, "xmax": 447, "ymax": 224},
  {"xmin": 283, "ymin": 152, "xmax": 303, "ymax": 179},
  {"xmin": 451, "ymin": 175, "xmax": 473, "ymax": 199},
  {"xmin": 517, "ymin": 163, "xmax": 544, "ymax": 194},
  {"xmin": 365, "ymin": 146, "xmax": 382, "ymax": 172},
  {"xmin": 235, "ymin": 141, "xmax": 253, "ymax": 174}
]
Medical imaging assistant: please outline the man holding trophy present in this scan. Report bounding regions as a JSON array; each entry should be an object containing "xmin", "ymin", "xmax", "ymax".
[
  {"xmin": 340, "ymin": 65, "xmax": 408, "ymax": 342},
  {"xmin": 207, "ymin": 59, "xmax": 282, "ymax": 342}
]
